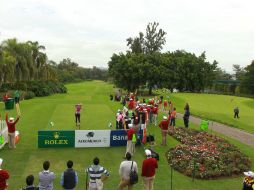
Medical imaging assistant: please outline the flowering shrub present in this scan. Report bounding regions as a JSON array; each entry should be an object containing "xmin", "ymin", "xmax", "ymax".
[{"xmin": 167, "ymin": 127, "xmax": 251, "ymax": 179}]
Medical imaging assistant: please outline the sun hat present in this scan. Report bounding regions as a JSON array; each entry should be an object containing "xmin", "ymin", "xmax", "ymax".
[
  {"xmin": 128, "ymin": 124, "xmax": 133, "ymax": 128},
  {"xmin": 244, "ymin": 171, "xmax": 254, "ymax": 178},
  {"xmin": 145, "ymin": 149, "xmax": 151, "ymax": 156},
  {"xmin": 163, "ymin": 116, "xmax": 167, "ymax": 120}
]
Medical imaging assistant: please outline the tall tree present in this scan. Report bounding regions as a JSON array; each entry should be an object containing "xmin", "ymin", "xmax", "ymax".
[
  {"xmin": 144, "ymin": 22, "xmax": 167, "ymax": 54},
  {"xmin": 240, "ymin": 60, "xmax": 254, "ymax": 94},
  {"xmin": 232, "ymin": 64, "xmax": 245, "ymax": 80}
]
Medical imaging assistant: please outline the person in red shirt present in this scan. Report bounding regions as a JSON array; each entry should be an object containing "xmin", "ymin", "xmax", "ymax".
[
  {"xmin": 125, "ymin": 124, "xmax": 135, "ymax": 157},
  {"xmin": 141, "ymin": 149, "xmax": 158, "ymax": 190},
  {"xmin": 163, "ymin": 100, "xmax": 168, "ymax": 111},
  {"xmin": 159, "ymin": 116, "xmax": 170, "ymax": 145},
  {"xmin": 0, "ymin": 158, "xmax": 9, "ymax": 190},
  {"xmin": 128, "ymin": 99, "xmax": 135, "ymax": 110},
  {"xmin": 2, "ymin": 93, "xmax": 9, "ymax": 102},
  {"xmin": 5, "ymin": 113, "xmax": 20, "ymax": 149}
]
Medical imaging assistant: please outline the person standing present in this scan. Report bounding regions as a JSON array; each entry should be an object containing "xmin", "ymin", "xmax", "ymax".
[
  {"xmin": 75, "ymin": 103, "xmax": 82, "ymax": 128},
  {"xmin": 159, "ymin": 116, "xmax": 170, "ymax": 145},
  {"xmin": 5, "ymin": 113, "xmax": 20, "ymax": 149},
  {"xmin": 125, "ymin": 124, "xmax": 135, "ymax": 157},
  {"xmin": 0, "ymin": 158, "xmax": 9, "ymax": 190},
  {"xmin": 242, "ymin": 171, "xmax": 254, "ymax": 190},
  {"xmin": 163, "ymin": 100, "xmax": 168, "ymax": 111},
  {"xmin": 38, "ymin": 161, "xmax": 55, "ymax": 190},
  {"xmin": 86, "ymin": 157, "xmax": 110, "ymax": 190},
  {"xmin": 118, "ymin": 152, "xmax": 138, "ymax": 190},
  {"xmin": 234, "ymin": 107, "xmax": 240, "ymax": 118},
  {"xmin": 184, "ymin": 103, "xmax": 190, "ymax": 111},
  {"xmin": 183, "ymin": 109, "xmax": 190, "ymax": 128},
  {"xmin": 141, "ymin": 150, "xmax": 158, "ymax": 190},
  {"xmin": 22, "ymin": 175, "xmax": 39, "ymax": 190},
  {"xmin": 2, "ymin": 93, "xmax": 9, "ymax": 102},
  {"xmin": 61, "ymin": 160, "xmax": 78, "ymax": 190},
  {"xmin": 14, "ymin": 90, "xmax": 20, "ymax": 104},
  {"xmin": 170, "ymin": 108, "xmax": 177, "ymax": 128},
  {"xmin": 152, "ymin": 105, "xmax": 158, "ymax": 126}
]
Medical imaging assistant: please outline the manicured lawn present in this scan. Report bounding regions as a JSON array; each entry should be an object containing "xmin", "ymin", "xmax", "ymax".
[
  {"xmin": 0, "ymin": 81, "xmax": 253, "ymax": 190},
  {"xmin": 164, "ymin": 92, "xmax": 254, "ymax": 134}
]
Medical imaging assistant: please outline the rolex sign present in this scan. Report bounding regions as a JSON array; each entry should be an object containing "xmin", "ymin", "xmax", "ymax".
[{"xmin": 38, "ymin": 130, "xmax": 75, "ymax": 148}]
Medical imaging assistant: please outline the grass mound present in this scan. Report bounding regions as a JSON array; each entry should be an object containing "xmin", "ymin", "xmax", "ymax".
[{"xmin": 167, "ymin": 127, "xmax": 251, "ymax": 179}]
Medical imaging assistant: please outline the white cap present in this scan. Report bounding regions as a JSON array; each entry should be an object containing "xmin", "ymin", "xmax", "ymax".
[
  {"xmin": 163, "ymin": 116, "xmax": 167, "ymax": 120},
  {"xmin": 128, "ymin": 124, "xmax": 133, "ymax": 128},
  {"xmin": 130, "ymin": 98, "xmax": 133, "ymax": 101},
  {"xmin": 9, "ymin": 117, "xmax": 14, "ymax": 122},
  {"xmin": 244, "ymin": 171, "xmax": 254, "ymax": 178},
  {"xmin": 145, "ymin": 149, "xmax": 151, "ymax": 156},
  {"xmin": 0, "ymin": 158, "xmax": 3, "ymax": 166}
]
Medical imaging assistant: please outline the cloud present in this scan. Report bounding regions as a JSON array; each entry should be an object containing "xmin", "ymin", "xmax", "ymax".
[{"xmin": 0, "ymin": 0, "xmax": 253, "ymax": 71}]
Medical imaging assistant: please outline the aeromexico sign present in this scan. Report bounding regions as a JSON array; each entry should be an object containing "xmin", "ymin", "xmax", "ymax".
[
  {"xmin": 75, "ymin": 130, "xmax": 110, "ymax": 147},
  {"xmin": 38, "ymin": 130, "xmax": 75, "ymax": 148}
]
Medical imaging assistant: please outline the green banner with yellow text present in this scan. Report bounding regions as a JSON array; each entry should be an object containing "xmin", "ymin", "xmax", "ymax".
[{"xmin": 38, "ymin": 130, "xmax": 75, "ymax": 148}]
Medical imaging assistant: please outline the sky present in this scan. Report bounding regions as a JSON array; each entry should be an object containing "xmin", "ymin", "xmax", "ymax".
[{"xmin": 0, "ymin": 0, "xmax": 253, "ymax": 71}]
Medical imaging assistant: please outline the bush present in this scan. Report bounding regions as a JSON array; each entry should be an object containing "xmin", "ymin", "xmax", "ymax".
[
  {"xmin": 26, "ymin": 81, "xmax": 67, "ymax": 97},
  {"xmin": 14, "ymin": 82, "xmax": 27, "ymax": 91},
  {"xmin": 24, "ymin": 91, "xmax": 35, "ymax": 100},
  {"xmin": 0, "ymin": 83, "xmax": 14, "ymax": 92}
]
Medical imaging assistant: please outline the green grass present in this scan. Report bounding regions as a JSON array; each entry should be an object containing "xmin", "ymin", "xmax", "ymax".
[
  {"xmin": 161, "ymin": 92, "xmax": 254, "ymax": 134},
  {"xmin": 0, "ymin": 81, "xmax": 253, "ymax": 190}
]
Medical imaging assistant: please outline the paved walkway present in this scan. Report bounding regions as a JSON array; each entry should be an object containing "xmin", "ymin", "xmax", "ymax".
[{"xmin": 176, "ymin": 113, "xmax": 254, "ymax": 149}]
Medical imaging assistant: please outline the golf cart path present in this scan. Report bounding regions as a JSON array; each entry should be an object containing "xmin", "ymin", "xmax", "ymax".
[{"xmin": 176, "ymin": 113, "xmax": 254, "ymax": 149}]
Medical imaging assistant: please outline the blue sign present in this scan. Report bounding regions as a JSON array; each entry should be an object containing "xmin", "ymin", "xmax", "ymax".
[
  {"xmin": 110, "ymin": 129, "xmax": 143, "ymax": 147},
  {"xmin": 110, "ymin": 130, "xmax": 128, "ymax": 147}
]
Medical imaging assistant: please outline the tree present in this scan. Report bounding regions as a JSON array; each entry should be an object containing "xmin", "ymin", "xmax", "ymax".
[
  {"xmin": 240, "ymin": 60, "xmax": 254, "ymax": 94},
  {"xmin": 144, "ymin": 22, "xmax": 167, "ymax": 54},
  {"xmin": 232, "ymin": 64, "xmax": 245, "ymax": 80},
  {"xmin": 108, "ymin": 53, "xmax": 147, "ymax": 92},
  {"xmin": 27, "ymin": 41, "xmax": 46, "ymax": 80},
  {"xmin": 126, "ymin": 22, "xmax": 166, "ymax": 55}
]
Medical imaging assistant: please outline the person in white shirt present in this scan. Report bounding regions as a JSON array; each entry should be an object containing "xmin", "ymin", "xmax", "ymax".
[
  {"xmin": 118, "ymin": 152, "xmax": 138, "ymax": 190},
  {"xmin": 38, "ymin": 161, "xmax": 55, "ymax": 190}
]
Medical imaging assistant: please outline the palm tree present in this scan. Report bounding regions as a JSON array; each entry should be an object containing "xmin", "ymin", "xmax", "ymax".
[{"xmin": 27, "ymin": 41, "xmax": 46, "ymax": 80}]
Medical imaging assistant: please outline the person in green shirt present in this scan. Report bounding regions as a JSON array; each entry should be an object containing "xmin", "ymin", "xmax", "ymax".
[{"xmin": 14, "ymin": 90, "xmax": 20, "ymax": 104}]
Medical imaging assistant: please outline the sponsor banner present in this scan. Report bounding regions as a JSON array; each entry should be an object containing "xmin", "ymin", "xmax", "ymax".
[
  {"xmin": 75, "ymin": 130, "xmax": 110, "ymax": 148},
  {"xmin": 110, "ymin": 130, "xmax": 128, "ymax": 147},
  {"xmin": 38, "ymin": 130, "xmax": 75, "ymax": 148}
]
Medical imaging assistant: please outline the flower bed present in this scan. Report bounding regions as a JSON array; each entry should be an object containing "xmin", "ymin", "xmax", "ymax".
[{"xmin": 167, "ymin": 127, "xmax": 251, "ymax": 179}]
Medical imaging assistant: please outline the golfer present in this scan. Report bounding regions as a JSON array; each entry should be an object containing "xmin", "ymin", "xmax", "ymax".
[{"xmin": 75, "ymin": 103, "xmax": 82, "ymax": 128}]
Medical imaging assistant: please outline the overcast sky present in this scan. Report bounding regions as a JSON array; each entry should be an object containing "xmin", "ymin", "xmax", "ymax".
[{"xmin": 0, "ymin": 0, "xmax": 253, "ymax": 71}]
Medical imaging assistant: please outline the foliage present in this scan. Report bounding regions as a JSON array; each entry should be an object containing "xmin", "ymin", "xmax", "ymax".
[
  {"xmin": 109, "ymin": 22, "xmax": 217, "ymax": 94},
  {"xmin": 0, "ymin": 38, "xmax": 108, "ymax": 88},
  {"xmin": 240, "ymin": 60, "xmax": 254, "ymax": 94},
  {"xmin": 24, "ymin": 91, "xmax": 35, "ymax": 100},
  {"xmin": 167, "ymin": 127, "xmax": 251, "ymax": 179},
  {"xmin": 126, "ymin": 22, "xmax": 166, "ymax": 54},
  {"xmin": 108, "ymin": 50, "xmax": 217, "ymax": 93},
  {"xmin": 26, "ymin": 81, "xmax": 67, "ymax": 97}
]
